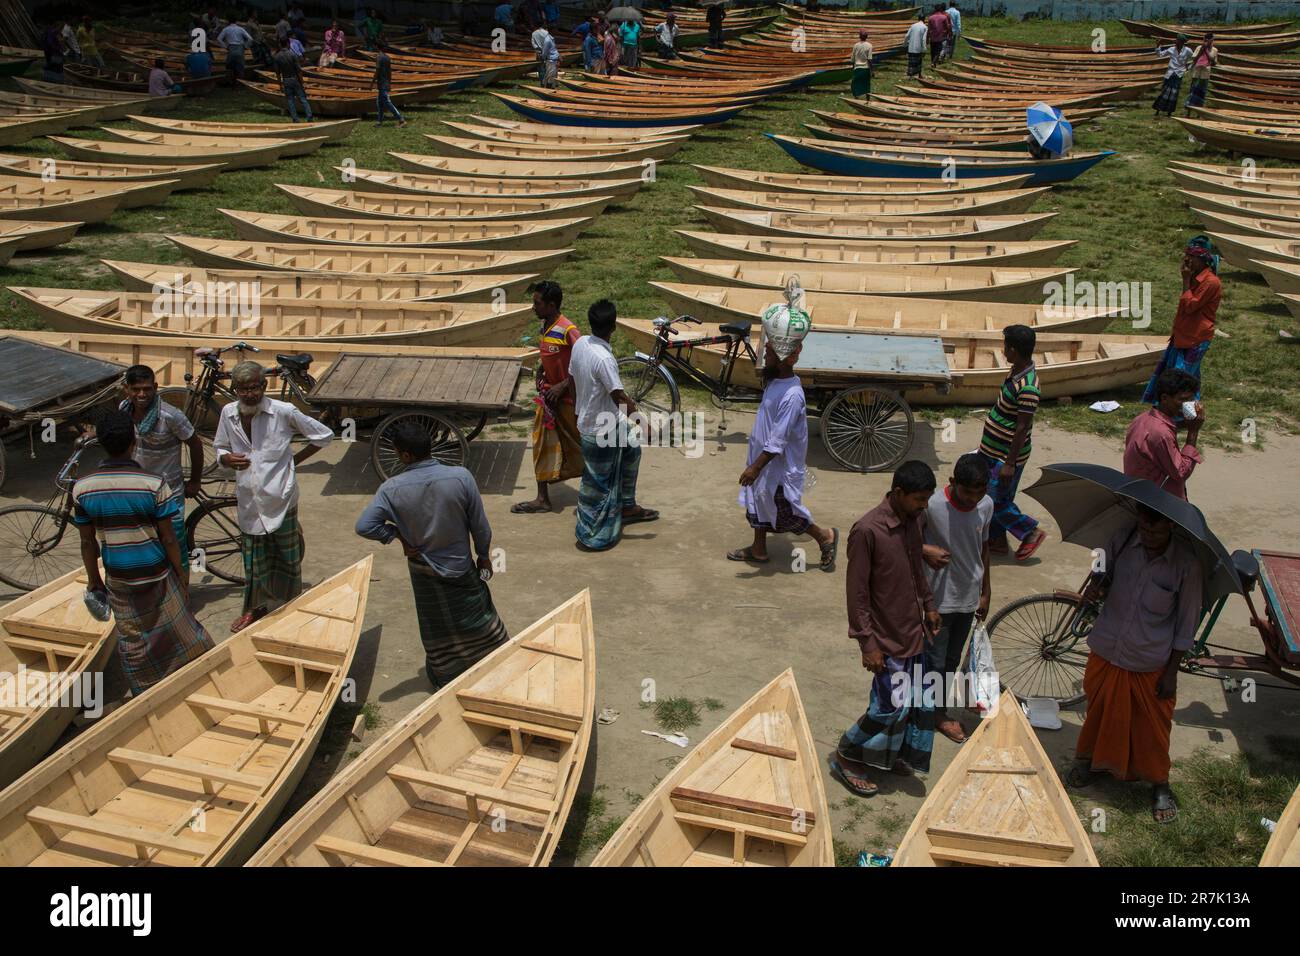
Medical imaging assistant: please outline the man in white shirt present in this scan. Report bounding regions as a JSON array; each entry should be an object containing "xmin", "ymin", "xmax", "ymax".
[
  {"xmin": 213, "ymin": 361, "xmax": 333, "ymax": 632},
  {"xmin": 850, "ymin": 29, "xmax": 872, "ymax": 98},
  {"xmin": 655, "ymin": 14, "xmax": 679, "ymax": 60},
  {"xmin": 905, "ymin": 12, "xmax": 928, "ymax": 77},
  {"xmin": 1153, "ymin": 34, "xmax": 1195, "ymax": 117},
  {"xmin": 217, "ymin": 20, "xmax": 254, "ymax": 84},
  {"xmin": 570, "ymin": 299, "xmax": 658, "ymax": 550},
  {"xmin": 531, "ymin": 24, "xmax": 560, "ymax": 87}
]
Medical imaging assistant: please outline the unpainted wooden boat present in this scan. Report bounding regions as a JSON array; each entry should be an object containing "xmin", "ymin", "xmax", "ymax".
[
  {"xmin": 343, "ymin": 166, "xmax": 642, "ymax": 202},
  {"xmin": 463, "ymin": 114, "xmax": 701, "ymax": 140},
  {"xmin": 591, "ymin": 670, "xmax": 832, "ymax": 867},
  {"xmin": 0, "ymin": 111, "xmax": 87, "ymax": 147},
  {"xmin": 167, "ymin": 236, "xmax": 573, "ymax": 277},
  {"xmin": 692, "ymin": 164, "xmax": 1034, "ymax": 196},
  {"xmin": 0, "ymin": 92, "xmax": 135, "ymax": 125},
  {"xmin": 696, "ymin": 205, "xmax": 1057, "ymax": 243},
  {"xmin": 439, "ymin": 120, "xmax": 690, "ymax": 150},
  {"xmin": 1168, "ymin": 166, "xmax": 1300, "ymax": 200},
  {"xmin": 0, "ymin": 569, "xmax": 117, "ymax": 790},
  {"xmin": 219, "ymin": 209, "xmax": 591, "ymax": 251},
  {"xmin": 48, "ymin": 135, "xmax": 289, "ymax": 170},
  {"xmin": 893, "ymin": 691, "xmax": 1098, "ymax": 866},
  {"xmin": 1207, "ymin": 230, "xmax": 1300, "ymax": 270},
  {"xmin": 1192, "ymin": 207, "xmax": 1300, "ymax": 242},
  {"xmin": 615, "ymin": 319, "xmax": 1165, "ymax": 405},
  {"xmin": 1244, "ymin": 256, "xmax": 1300, "ymax": 295},
  {"xmin": 123, "ymin": 114, "xmax": 357, "ymax": 143},
  {"xmin": 15, "ymin": 77, "xmax": 180, "ymax": 111},
  {"xmin": 275, "ymin": 183, "xmax": 613, "ymax": 223},
  {"xmin": 0, "ymin": 218, "xmax": 83, "ymax": 251},
  {"xmin": 389, "ymin": 151, "xmax": 644, "ymax": 182},
  {"xmin": 9, "ymin": 287, "xmax": 534, "ymax": 349},
  {"xmin": 677, "ymin": 230, "xmax": 1076, "ymax": 266},
  {"xmin": 1261, "ymin": 783, "xmax": 1300, "ymax": 866},
  {"xmin": 247, "ymin": 589, "xmax": 595, "ymax": 867},
  {"xmin": 1177, "ymin": 117, "xmax": 1300, "ymax": 161},
  {"xmin": 103, "ymin": 260, "xmax": 539, "ymax": 304},
  {"xmin": 493, "ymin": 92, "xmax": 745, "ymax": 128},
  {"xmin": 1275, "ymin": 292, "xmax": 1300, "ymax": 320},
  {"xmin": 0, "ymin": 176, "xmax": 168, "ymax": 221},
  {"xmin": 1171, "ymin": 161, "xmax": 1300, "ymax": 183},
  {"xmin": 0, "ymin": 558, "xmax": 372, "ymax": 867},
  {"xmin": 240, "ymin": 79, "xmax": 452, "ymax": 117},
  {"xmin": 421, "ymin": 133, "xmax": 683, "ymax": 164},
  {"xmin": 648, "ymin": 281, "xmax": 1120, "ymax": 333},
  {"xmin": 1181, "ymin": 188, "xmax": 1300, "ymax": 225},
  {"xmin": 101, "ymin": 127, "xmax": 328, "ymax": 160},
  {"xmin": 660, "ymin": 257, "xmax": 1075, "ymax": 303},
  {"xmin": 0, "ymin": 153, "xmax": 225, "ymax": 191},
  {"xmin": 689, "ymin": 185, "xmax": 1050, "ymax": 217}
]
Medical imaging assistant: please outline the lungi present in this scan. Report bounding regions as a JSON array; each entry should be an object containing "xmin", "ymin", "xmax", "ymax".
[
  {"xmin": 851, "ymin": 67, "xmax": 871, "ymax": 98},
  {"xmin": 1153, "ymin": 73, "xmax": 1183, "ymax": 114},
  {"xmin": 108, "ymin": 570, "xmax": 214, "ymax": 695},
  {"xmin": 592, "ymin": 56, "xmax": 605, "ymax": 74},
  {"xmin": 838, "ymin": 653, "xmax": 934, "ymax": 773},
  {"xmin": 745, "ymin": 485, "xmax": 810, "ymax": 535},
  {"xmin": 241, "ymin": 507, "xmax": 304, "ymax": 613},
  {"xmin": 575, "ymin": 433, "xmax": 641, "ymax": 551},
  {"xmin": 622, "ymin": 43, "xmax": 638, "ymax": 69},
  {"xmin": 1076, "ymin": 652, "xmax": 1175, "ymax": 783},
  {"xmin": 906, "ymin": 52, "xmax": 923, "ymax": 76},
  {"xmin": 1185, "ymin": 67, "xmax": 1211, "ymax": 108},
  {"xmin": 533, "ymin": 401, "xmax": 584, "ymax": 484},
  {"xmin": 408, "ymin": 562, "xmax": 508, "ymax": 687},
  {"xmin": 542, "ymin": 59, "xmax": 558, "ymax": 87},
  {"xmin": 1141, "ymin": 340, "xmax": 1210, "ymax": 405}
]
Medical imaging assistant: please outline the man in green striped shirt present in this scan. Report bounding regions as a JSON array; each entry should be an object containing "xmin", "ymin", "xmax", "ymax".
[{"xmin": 977, "ymin": 325, "xmax": 1048, "ymax": 561}]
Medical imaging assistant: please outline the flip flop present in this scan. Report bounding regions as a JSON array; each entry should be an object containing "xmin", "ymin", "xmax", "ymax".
[
  {"xmin": 1016, "ymin": 529, "xmax": 1048, "ymax": 562},
  {"xmin": 1152, "ymin": 784, "xmax": 1179, "ymax": 824},
  {"xmin": 510, "ymin": 501, "xmax": 552, "ymax": 514},
  {"xmin": 726, "ymin": 546, "xmax": 771, "ymax": 564},
  {"xmin": 829, "ymin": 756, "xmax": 878, "ymax": 797},
  {"xmin": 819, "ymin": 527, "xmax": 839, "ymax": 572},
  {"xmin": 622, "ymin": 507, "xmax": 659, "ymax": 525}
]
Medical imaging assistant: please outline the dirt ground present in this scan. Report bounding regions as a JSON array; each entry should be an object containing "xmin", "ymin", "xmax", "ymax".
[{"xmin": 4, "ymin": 404, "xmax": 1299, "ymax": 862}]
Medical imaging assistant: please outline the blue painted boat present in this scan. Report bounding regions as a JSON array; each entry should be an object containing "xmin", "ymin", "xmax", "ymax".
[
  {"xmin": 767, "ymin": 134, "xmax": 1116, "ymax": 185},
  {"xmin": 494, "ymin": 92, "xmax": 746, "ymax": 127}
]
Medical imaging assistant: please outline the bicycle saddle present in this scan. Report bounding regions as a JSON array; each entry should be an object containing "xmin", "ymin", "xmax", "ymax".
[
  {"xmin": 719, "ymin": 320, "xmax": 753, "ymax": 338},
  {"xmin": 276, "ymin": 353, "xmax": 314, "ymax": 371},
  {"xmin": 1231, "ymin": 549, "xmax": 1259, "ymax": 592}
]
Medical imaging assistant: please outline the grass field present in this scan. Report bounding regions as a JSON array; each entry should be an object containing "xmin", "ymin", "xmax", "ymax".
[{"xmin": 2, "ymin": 14, "xmax": 1298, "ymax": 457}]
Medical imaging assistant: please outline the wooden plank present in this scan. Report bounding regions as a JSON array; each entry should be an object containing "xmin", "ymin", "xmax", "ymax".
[
  {"xmin": 730, "ymin": 738, "xmax": 798, "ymax": 761},
  {"xmin": 106, "ymin": 747, "xmax": 269, "ymax": 790},
  {"xmin": 673, "ymin": 811, "xmax": 809, "ymax": 847},
  {"xmin": 387, "ymin": 764, "xmax": 556, "ymax": 815},
  {"xmin": 185, "ymin": 693, "xmax": 310, "ymax": 726},
  {"xmin": 315, "ymin": 834, "xmax": 446, "ymax": 867},
  {"xmin": 27, "ymin": 805, "xmax": 209, "ymax": 857},
  {"xmin": 670, "ymin": 786, "xmax": 813, "ymax": 825},
  {"xmin": 457, "ymin": 709, "xmax": 577, "ymax": 743}
]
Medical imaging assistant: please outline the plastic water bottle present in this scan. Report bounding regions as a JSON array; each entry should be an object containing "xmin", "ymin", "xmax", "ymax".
[{"xmin": 83, "ymin": 588, "xmax": 111, "ymax": 622}]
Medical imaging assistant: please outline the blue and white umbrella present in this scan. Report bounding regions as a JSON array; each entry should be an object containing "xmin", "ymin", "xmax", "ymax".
[{"xmin": 1027, "ymin": 101, "xmax": 1073, "ymax": 158}]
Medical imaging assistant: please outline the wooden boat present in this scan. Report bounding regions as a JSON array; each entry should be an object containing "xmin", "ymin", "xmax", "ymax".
[
  {"xmin": 1180, "ymin": 189, "xmax": 1300, "ymax": 226},
  {"xmin": 1191, "ymin": 207, "xmax": 1300, "ymax": 241},
  {"xmin": 6, "ymin": 330, "xmax": 535, "ymax": 388},
  {"xmin": 893, "ymin": 691, "xmax": 1098, "ymax": 866},
  {"xmin": 219, "ymin": 209, "xmax": 592, "ymax": 251},
  {"xmin": 420, "ymin": 133, "xmax": 683, "ymax": 164},
  {"xmin": 1260, "ymin": 783, "xmax": 1300, "ymax": 866},
  {"xmin": 439, "ymin": 120, "xmax": 690, "ymax": 150},
  {"xmin": 647, "ymin": 281, "xmax": 1120, "ymax": 333},
  {"xmin": 0, "ymin": 92, "xmax": 135, "ymax": 125},
  {"xmin": 14, "ymin": 78, "xmax": 181, "ymax": 111},
  {"xmin": 591, "ymin": 670, "xmax": 831, "ymax": 867},
  {"xmin": 48, "ymin": 135, "xmax": 291, "ymax": 170},
  {"xmin": 0, "ymin": 558, "xmax": 372, "ymax": 867},
  {"xmin": 0, "ymin": 176, "xmax": 168, "ymax": 222},
  {"xmin": 247, "ymin": 589, "xmax": 594, "ymax": 867},
  {"xmin": 0, "ymin": 154, "xmax": 224, "ymax": 191},
  {"xmin": 344, "ymin": 166, "xmax": 642, "ymax": 202},
  {"xmin": 123, "ymin": 114, "xmax": 357, "ymax": 143},
  {"xmin": 1274, "ymin": 292, "xmax": 1300, "ymax": 321},
  {"xmin": 390, "ymin": 151, "xmax": 643, "ymax": 182},
  {"xmin": 804, "ymin": 123, "xmax": 1034, "ymax": 152},
  {"xmin": 692, "ymin": 164, "xmax": 1034, "ymax": 196},
  {"xmin": 241, "ymin": 79, "xmax": 452, "ymax": 117},
  {"xmin": 677, "ymin": 230, "xmax": 1076, "ymax": 266},
  {"xmin": 661, "ymin": 258, "xmax": 1076, "ymax": 303},
  {"xmin": 167, "ymin": 236, "xmax": 573, "ymax": 277},
  {"xmin": 1205, "ymin": 230, "xmax": 1300, "ymax": 270},
  {"xmin": 493, "ymin": 92, "xmax": 745, "ymax": 128},
  {"xmin": 1177, "ymin": 117, "xmax": 1300, "ymax": 161},
  {"xmin": 0, "ymin": 219, "xmax": 83, "ymax": 252},
  {"xmin": 101, "ymin": 127, "xmax": 328, "ymax": 160},
  {"xmin": 696, "ymin": 205, "xmax": 1057, "ymax": 243},
  {"xmin": 1122, "ymin": 18, "xmax": 1292, "ymax": 38},
  {"xmin": 688, "ymin": 185, "xmax": 1050, "ymax": 217},
  {"xmin": 1168, "ymin": 166, "xmax": 1300, "ymax": 200},
  {"xmin": 104, "ymin": 261, "xmax": 539, "ymax": 304},
  {"xmin": 460, "ymin": 114, "xmax": 701, "ymax": 141},
  {"xmin": 65, "ymin": 62, "xmax": 218, "ymax": 96},
  {"xmin": 615, "ymin": 319, "xmax": 1164, "ymax": 405},
  {"xmin": 769, "ymin": 134, "xmax": 1116, "ymax": 186},
  {"xmin": 9, "ymin": 287, "xmax": 534, "ymax": 349},
  {"xmin": 0, "ymin": 111, "xmax": 86, "ymax": 147},
  {"xmin": 275, "ymin": 184, "xmax": 613, "ymax": 224},
  {"xmin": 0, "ymin": 569, "xmax": 117, "ymax": 790},
  {"xmin": 1242, "ymin": 256, "xmax": 1300, "ymax": 295},
  {"xmin": 1170, "ymin": 159, "xmax": 1300, "ymax": 181}
]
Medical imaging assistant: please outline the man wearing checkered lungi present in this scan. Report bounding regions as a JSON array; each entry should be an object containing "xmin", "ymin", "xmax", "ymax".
[{"xmin": 214, "ymin": 361, "xmax": 333, "ymax": 633}]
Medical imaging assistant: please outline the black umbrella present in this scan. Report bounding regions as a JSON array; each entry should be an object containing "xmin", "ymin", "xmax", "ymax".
[{"xmin": 1022, "ymin": 462, "xmax": 1242, "ymax": 601}]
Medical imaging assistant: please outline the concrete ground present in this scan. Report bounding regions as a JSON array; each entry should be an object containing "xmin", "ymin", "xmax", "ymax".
[{"xmin": 4, "ymin": 403, "xmax": 1299, "ymax": 863}]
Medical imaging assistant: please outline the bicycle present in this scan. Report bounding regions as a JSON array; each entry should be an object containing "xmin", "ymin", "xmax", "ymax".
[
  {"xmin": 617, "ymin": 315, "xmax": 917, "ymax": 472},
  {"xmin": 0, "ymin": 435, "xmax": 245, "ymax": 592}
]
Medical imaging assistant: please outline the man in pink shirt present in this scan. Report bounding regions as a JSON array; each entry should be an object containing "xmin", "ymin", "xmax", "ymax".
[
  {"xmin": 1123, "ymin": 368, "xmax": 1204, "ymax": 500},
  {"xmin": 927, "ymin": 4, "xmax": 951, "ymax": 65}
]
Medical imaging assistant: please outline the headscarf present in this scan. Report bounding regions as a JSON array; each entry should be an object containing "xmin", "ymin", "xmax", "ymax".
[
  {"xmin": 759, "ymin": 277, "xmax": 811, "ymax": 361},
  {"xmin": 1185, "ymin": 234, "xmax": 1219, "ymax": 274},
  {"xmin": 1175, "ymin": 32, "xmax": 1187, "ymax": 43}
]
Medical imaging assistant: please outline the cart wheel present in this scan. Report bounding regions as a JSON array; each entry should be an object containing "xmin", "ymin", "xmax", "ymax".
[
  {"xmin": 618, "ymin": 356, "xmax": 680, "ymax": 416},
  {"xmin": 159, "ymin": 387, "xmax": 229, "ymax": 480},
  {"xmin": 371, "ymin": 410, "xmax": 467, "ymax": 480},
  {"xmin": 985, "ymin": 593, "xmax": 1093, "ymax": 706},
  {"xmin": 445, "ymin": 411, "xmax": 488, "ymax": 442},
  {"xmin": 820, "ymin": 386, "xmax": 914, "ymax": 473}
]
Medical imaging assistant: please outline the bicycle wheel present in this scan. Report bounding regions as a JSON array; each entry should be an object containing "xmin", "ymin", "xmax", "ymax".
[
  {"xmin": 185, "ymin": 499, "xmax": 245, "ymax": 585},
  {"xmin": 984, "ymin": 592, "xmax": 1093, "ymax": 706},
  {"xmin": 617, "ymin": 356, "xmax": 679, "ymax": 416},
  {"xmin": 819, "ymin": 386, "xmax": 914, "ymax": 473},
  {"xmin": 0, "ymin": 505, "xmax": 82, "ymax": 592},
  {"xmin": 159, "ymin": 387, "xmax": 227, "ymax": 480},
  {"xmin": 371, "ymin": 410, "xmax": 467, "ymax": 480}
]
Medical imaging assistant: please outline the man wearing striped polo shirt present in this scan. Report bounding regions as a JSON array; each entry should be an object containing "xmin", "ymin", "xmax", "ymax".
[{"xmin": 977, "ymin": 325, "xmax": 1048, "ymax": 562}]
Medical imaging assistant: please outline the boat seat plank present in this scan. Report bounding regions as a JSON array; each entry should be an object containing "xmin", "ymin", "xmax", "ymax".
[
  {"xmin": 926, "ymin": 824, "xmax": 1076, "ymax": 860},
  {"xmin": 27, "ymin": 805, "xmax": 209, "ymax": 858},
  {"xmin": 314, "ymin": 834, "xmax": 447, "ymax": 867},
  {"xmin": 387, "ymin": 764, "xmax": 557, "ymax": 815},
  {"xmin": 106, "ymin": 747, "xmax": 269, "ymax": 791},
  {"xmin": 253, "ymin": 651, "xmax": 338, "ymax": 673},
  {"xmin": 928, "ymin": 845, "xmax": 1069, "ymax": 867},
  {"xmin": 460, "ymin": 709, "xmax": 575, "ymax": 742},
  {"xmin": 185, "ymin": 692, "xmax": 309, "ymax": 727},
  {"xmin": 730, "ymin": 738, "xmax": 798, "ymax": 760},
  {"xmin": 3, "ymin": 635, "xmax": 85, "ymax": 658},
  {"xmin": 670, "ymin": 786, "xmax": 814, "ymax": 826},
  {"xmin": 673, "ymin": 811, "xmax": 809, "ymax": 847}
]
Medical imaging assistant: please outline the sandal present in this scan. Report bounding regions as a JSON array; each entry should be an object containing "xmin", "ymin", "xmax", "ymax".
[
  {"xmin": 230, "ymin": 606, "xmax": 267, "ymax": 634},
  {"xmin": 726, "ymin": 546, "xmax": 771, "ymax": 564},
  {"xmin": 510, "ymin": 501, "xmax": 552, "ymax": 514},
  {"xmin": 622, "ymin": 507, "xmax": 659, "ymax": 525},
  {"xmin": 819, "ymin": 527, "xmax": 839, "ymax": 572},
  {"xmin": 1016, "ymin": 529, "xmax": 1048, "ymax": 562},
  {"xmin": 1066, "ymin": 762, "xmax": 1101, "ymax": 789},
  {"xmin": 1152, "ymin": 784, "xmax": 1179, "ymax": 824},
  {"xmin": 829, "ymin": 756, "xmax": 878, "ymax": 797}
]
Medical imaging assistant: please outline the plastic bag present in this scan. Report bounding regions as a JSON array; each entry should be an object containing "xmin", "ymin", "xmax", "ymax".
[{"xmin": 965, "ymin": 622, "xmax": 999, "ymax": 716}]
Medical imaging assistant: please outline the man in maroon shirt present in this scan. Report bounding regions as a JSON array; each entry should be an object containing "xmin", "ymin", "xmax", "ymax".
[
  {"xmin": 830, "ymin": 460, "xmax": 943, "ymax": 797},
  {"xmin": 926, "ymin": 3, "xmax": 951, "ymax": 65},
  {"xmin": 1123, "ymin": 368, "xmax": 1204, "ymax": 500}
]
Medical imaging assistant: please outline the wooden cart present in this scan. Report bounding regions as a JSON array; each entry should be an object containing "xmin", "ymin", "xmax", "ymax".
[
  {"xmin": 305, "ymin": 352, "xmax": 526, "ymax": 480},
  {"xmin": 0, "ymin": 336, "xmax": 125, "ymax": 491}
]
